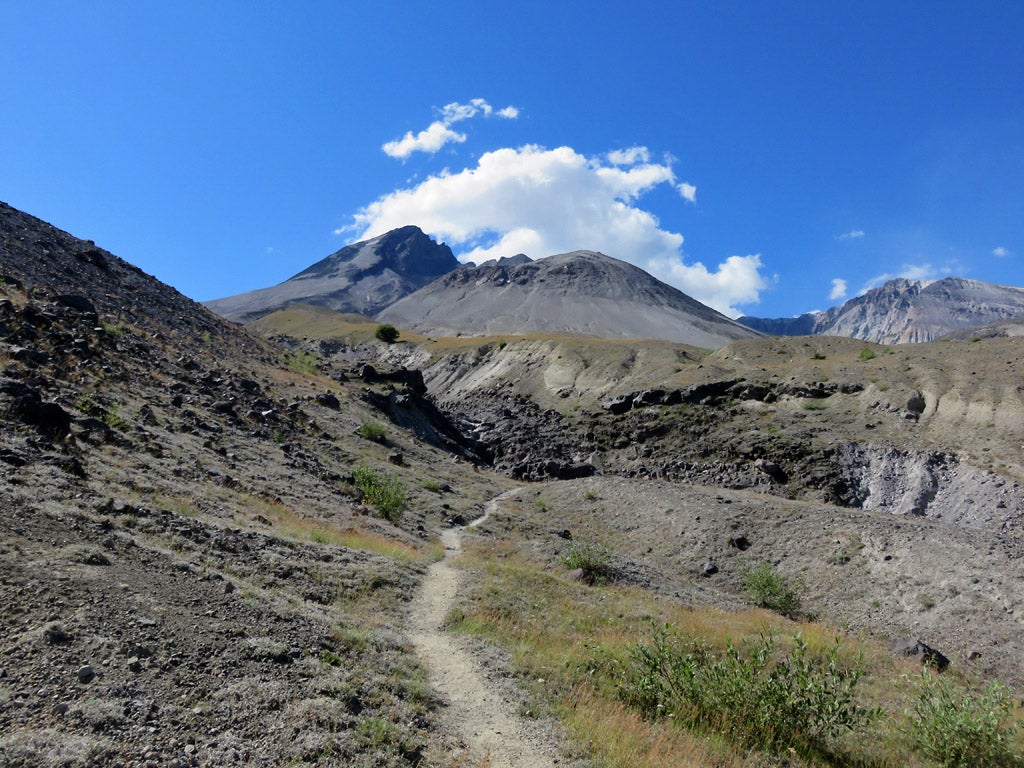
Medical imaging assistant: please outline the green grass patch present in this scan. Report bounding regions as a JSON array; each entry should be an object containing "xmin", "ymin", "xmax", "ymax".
[{"xmin": 286, "ymin": 350, "xmax": 320, "ymax": 374}]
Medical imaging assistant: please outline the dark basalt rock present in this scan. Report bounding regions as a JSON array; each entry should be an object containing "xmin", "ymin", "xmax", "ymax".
[{"xmin": 892, "ymin": 638, "xmax": 950, "ymax": 671}]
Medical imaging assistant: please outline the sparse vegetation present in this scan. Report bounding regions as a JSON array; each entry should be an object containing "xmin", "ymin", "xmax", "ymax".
[
  {"xmin": 352, "ymin": 464, "xmax": 407, "ymax": 522},
  {"xmin": 286, "ymin": 350, "xmax": 320, "ymax": 374},
  {"xmin": 859, "ymin": 346, "xmax": 877, "ymax": 361},
  {"xmin": 356, "ymin": 418, "xmax": 387, "ymax": 443},
  {"xmin": 563, "ymin": 541, "xmax": 614, "ymax": 584},
  {"xmin": 743, "ymin": 561, "xmax": 802, "ymax": 618},
  {"xmin": 450, "ymin": 537, "xmax": 945, "ymax": 767},
  {"xmin": 611, "ymin": 627, "xmax": 876, "ymax": 753}
]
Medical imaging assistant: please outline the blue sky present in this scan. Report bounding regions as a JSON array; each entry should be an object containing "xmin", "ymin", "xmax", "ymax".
[{"xmin": 2, "ymin": 1, "xmax": 1022, "ymax": 318}]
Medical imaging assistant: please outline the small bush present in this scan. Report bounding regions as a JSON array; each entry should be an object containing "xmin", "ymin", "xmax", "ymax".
[
  {"xmin": 356, "ymin": 419, "xmax": 387, "ymax": 443},
  {"xmin": 287, "ymin": 351, "xmax": 320, "ymax": 374},
  {"xmin": 859, "ymin": 347, "xmax": 877, "ymax": 361},
  {"xmin": 743, "ymin": 561, "xmax": 802, "ymax": 617},
  {"xmin": 375, "ymin": 323, "xmax": 399, "ymax": 343},
  {"xmin": 352, "ymin": 465, "xmax": 407, "ymax": 522},
  {"xmin": 614, "ymin": 627, "xmax": 874, "ymax": 753},
  {"xmin": 906, "ymin": 671, "xmax": 1023, "ymax": 768},
  {"xmin": 563, "ymin": 542, "xmax": 614, "ymax": 584}
]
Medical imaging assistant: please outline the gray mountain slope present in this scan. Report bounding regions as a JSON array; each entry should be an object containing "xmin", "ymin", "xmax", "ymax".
[
  {"xmin": 739, "ymin": 277, "xmax": 1024, "ymax": 344},
  {"xmin": 377, "ymin": 250, "xmax": 760, "ymax": 348},
  {"xmin": 205, "ymin": 226, "xmax": 459, "ymax": 323}
]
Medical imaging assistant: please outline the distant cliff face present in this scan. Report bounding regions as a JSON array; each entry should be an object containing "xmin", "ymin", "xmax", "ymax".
[
  {"xmin": 204, "ymin": 226, "xmax": 459, "ymax": 323},
  {"xmin": 739, "ymin": 277, "xmax": 1024, "ymax": 343},
  {"xmin": 377, "ymin": 250, "xmax": 760, "ymax": 348}
]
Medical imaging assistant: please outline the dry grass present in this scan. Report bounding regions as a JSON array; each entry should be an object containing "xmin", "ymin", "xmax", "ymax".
[
  {"xmin": 244, "ymin": 496, "xmax": 437, "ymax": 563},
  {"xmin": 562, "ymin": 688, "xmax": 740, "ymax": 768},
  {"xmin": 450, "ymin": 537, "xmax": 942, "ymax": 768}
]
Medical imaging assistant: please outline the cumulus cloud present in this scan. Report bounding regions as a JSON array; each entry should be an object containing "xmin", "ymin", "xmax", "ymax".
[
  {"xmin": 382, "ymin": 99, "xmax": 519, "ymax": 159},
  {"xmin": 861, "ymin": 263, "xmax": 939, "ymax": 292},
  {"xmin": 829, "ymin": 278, "xmax": 848, "ymax": 301},
  {"xmin": 345, "ymin": 143, "xmax": 766, "ymax": 316},
  {"xmin": 837, "ymin": 229, "xmax": 865, "ymax": 240},
  {"xmin": 678, "ymin": 182, "xmax": 697, "ymax": 203},
  {"xmin": 993, "ymin": 246, "xmax": 1012, "ymax": 258},
  {"xmin": 382, "ymin": 123, "xmax": 467, "ymax": 159}
]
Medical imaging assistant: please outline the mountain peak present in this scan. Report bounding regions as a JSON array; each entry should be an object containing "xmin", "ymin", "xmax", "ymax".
[{"xmin": 206, "ymin": 226, "xmax": 459, "ymax": 323}]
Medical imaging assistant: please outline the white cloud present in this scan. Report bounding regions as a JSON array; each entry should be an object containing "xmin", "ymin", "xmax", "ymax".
[
  {"xmin": 829, "ymin": 278, "xmax": 848, "ymax": 301},
  {"xmin": 837, "ymin": 229, "xmax": 865, "ymax": 240},
  {"xmin": 860, "ymin": 263, "xmax": 938, "ymax": 292},
  {"xmin": 993, "ymin": 245, "xmax": 1012, "ymax": 258},
  {"xmin": 678, "ymin": 182, "xmax": 697, "ymax": 203},
  {"xmin": 382, "ymin": 123, "xmax": 467, "ymax": 159},
  {"xmin": 346, "ymin": 143, "xmax": 765, "ymax": 316},
  {"xmin": 607, "ymin": 146, "xmax": 650, "ymax": 165},
  {"xmin": 382, "ymin": 99, "xmax": 519, "ymax": 159}
]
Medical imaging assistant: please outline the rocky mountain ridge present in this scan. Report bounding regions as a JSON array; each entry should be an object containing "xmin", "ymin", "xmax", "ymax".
[
  {"xmin": 204, "ymin": 225, "xmax": 459, "ymax": 323},
  {"xmin": 740, "ymin": 276, "xmax": 1024, "ymax": 343}
]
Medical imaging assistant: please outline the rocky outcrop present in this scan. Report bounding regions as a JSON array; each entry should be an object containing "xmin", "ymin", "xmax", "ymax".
[
  {"xmin": 740, "ymin": 277, "xmax": 1024, "ymax": 344},
  {"xmin": 825, "ymin": 443, "xmax": 1024, "ymax": 527},
  {"xmin": 599, "ymin": 378, "xmax": 863, "ymax": 415}
]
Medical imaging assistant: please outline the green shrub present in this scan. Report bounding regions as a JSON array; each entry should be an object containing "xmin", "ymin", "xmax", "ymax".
[
  {"xmin": 859, "ymin": 347, "xmax": 877, "ymax": 361},
  {"xmin": 352, "ymin": 465, "xmax": 407, "ymax": 522},
  {"xmin": 356, "ymin": 419, "xmax": 387, "ymax": 443},
  {"xmin": 616, "ymin": 627, "xmax": 874, "ymax": 753},
  {"xmin": 906, "ymin": 671, "xmax": 1023, "ymax": 768},
  {"xmin": 375, "ymin": 323, "xmax": 399, "ymax": 343},
  {"xmin": 743, "ymin": 561, "xmax": 802, "ymax": 617},
  {"xmin": 563, "ymin": 542, "xmax": 614, "ymax": 584},
  {"xmin": 355, "ymin": 716, "xmax": 399, "ymax": 749}
]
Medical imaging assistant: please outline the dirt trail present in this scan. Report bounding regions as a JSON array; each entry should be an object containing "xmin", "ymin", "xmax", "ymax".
[{"xmin": 409, "ymin": 492, "xmax": 564, "ymax": 768}]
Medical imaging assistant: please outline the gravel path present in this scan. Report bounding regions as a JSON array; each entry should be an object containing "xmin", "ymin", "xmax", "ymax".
[{"xmin": 409, "ymin": 493, "xmax": 563, "ymax": 768}]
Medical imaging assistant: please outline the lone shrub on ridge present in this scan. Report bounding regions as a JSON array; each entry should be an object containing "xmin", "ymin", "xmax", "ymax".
[{"xmin": 375, "ymin": 323, "xmax": 399, "ymax": 343}]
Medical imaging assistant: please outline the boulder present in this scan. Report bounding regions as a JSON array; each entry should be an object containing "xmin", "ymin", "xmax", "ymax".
[{"xmin": 892, "ymin": 637, "xmax": 950, "ymax": 671}]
